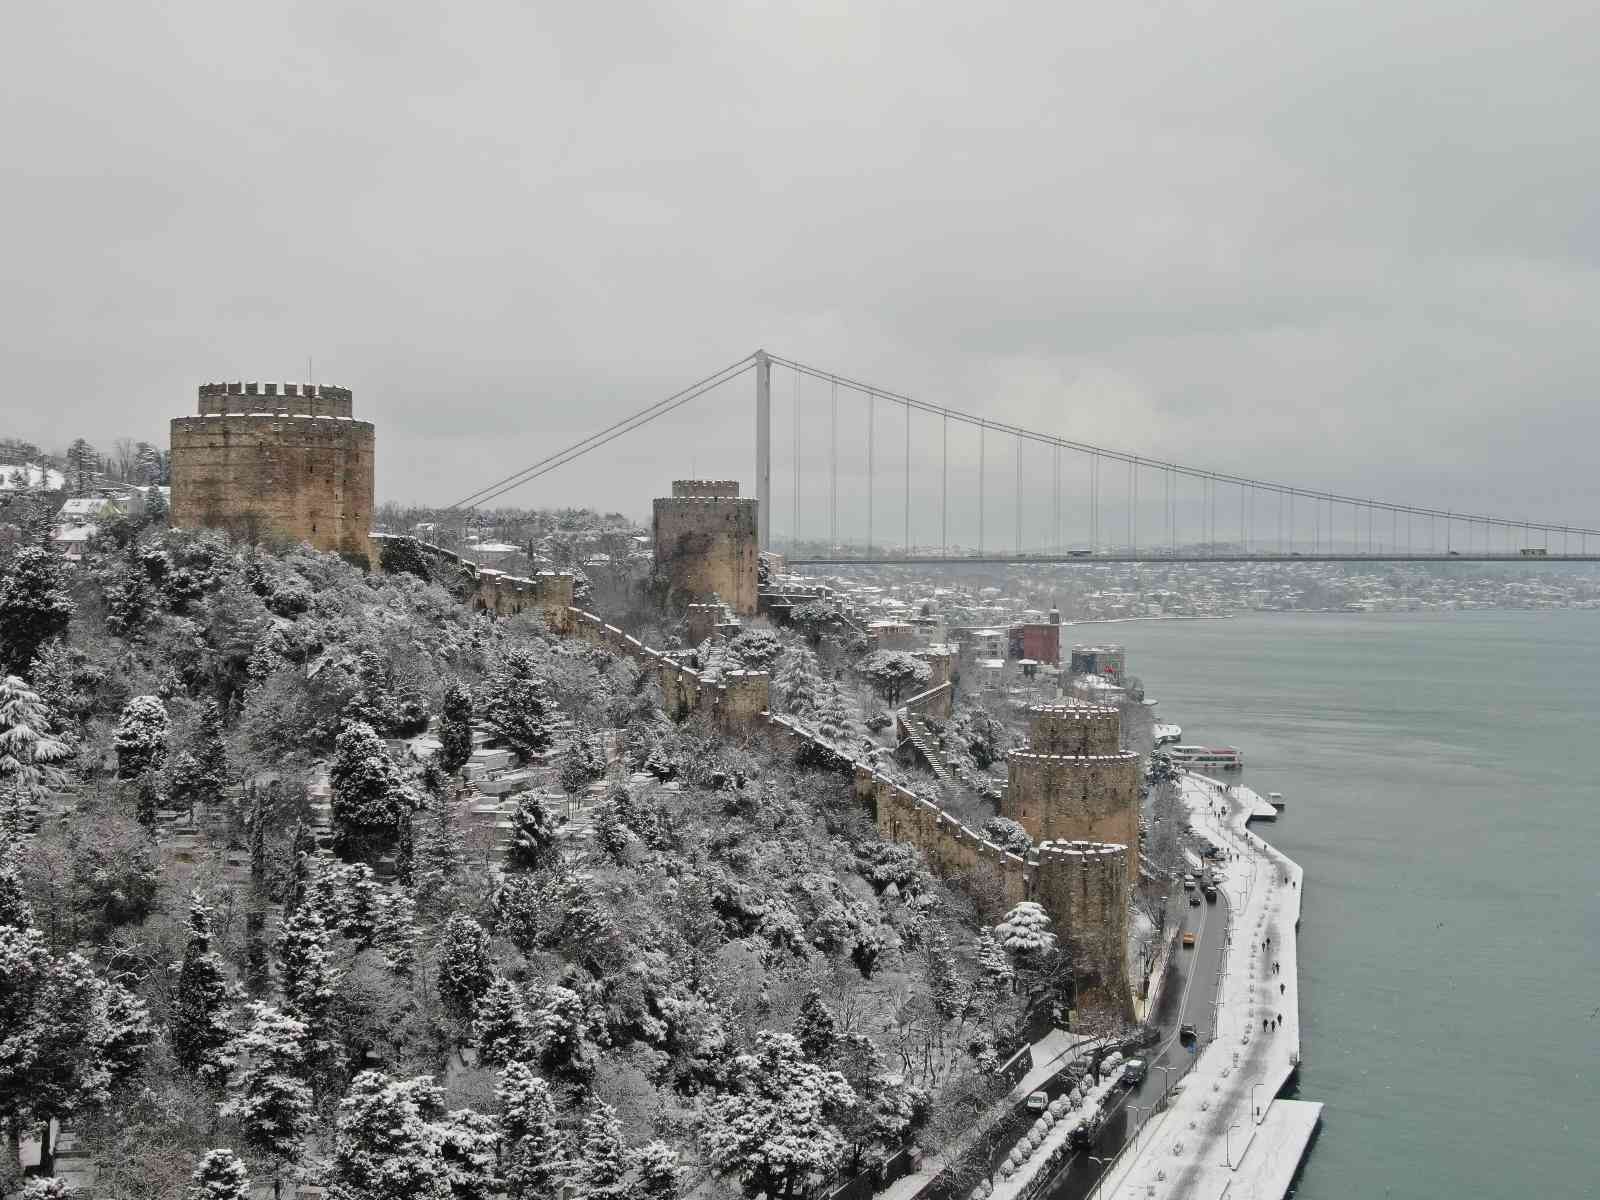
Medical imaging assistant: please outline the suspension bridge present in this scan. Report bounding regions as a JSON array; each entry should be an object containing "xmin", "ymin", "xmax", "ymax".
[{"xmin": 449, "ymin": 350, "xmax": 1600, "ymax": 565}]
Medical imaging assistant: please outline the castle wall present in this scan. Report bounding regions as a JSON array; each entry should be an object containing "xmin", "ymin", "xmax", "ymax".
[
  {"xmin": 171, "ymin": 383, "xmax": 374, "ymax": 558},
  {"xmin": 652, "ymin": 480, "xmax": 759, "ymax": 616}
]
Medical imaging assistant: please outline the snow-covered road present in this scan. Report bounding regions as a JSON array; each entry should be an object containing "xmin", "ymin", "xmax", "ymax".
[{"xmin": 1096, "ymin": 774, "xmax": 1321, "ymax": 1200}]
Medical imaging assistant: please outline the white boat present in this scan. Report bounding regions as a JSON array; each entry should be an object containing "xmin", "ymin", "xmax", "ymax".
[
  {"xmin": 1153, "ymin": 722, "xmax": 1183, "ymax": 746},
  {"xmin": 1268, "ymin": 791, "xmax": 1286, "ymax": 809},
  {"xmin": 1168, "ymin": 744, "xmax": 1244, "ymax": 771}
]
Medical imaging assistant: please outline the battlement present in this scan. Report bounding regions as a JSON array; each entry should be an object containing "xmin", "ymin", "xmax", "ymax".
[
  {"xmin": 671, "ymin": 479, "xmax": 740, "ymax": 498},
  {"xmin": 197, "ymin": 381, "xmax": 354, "ymax": 418},
  {"xmin": 1037, "ymin": 838, "xmax": 1129, "ymax": 866}
]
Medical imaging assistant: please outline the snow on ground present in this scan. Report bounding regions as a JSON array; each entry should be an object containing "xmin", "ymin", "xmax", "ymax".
[{"xmin": 1097, "ymin": 773, "xmax": 1319, "ymax": 1200}]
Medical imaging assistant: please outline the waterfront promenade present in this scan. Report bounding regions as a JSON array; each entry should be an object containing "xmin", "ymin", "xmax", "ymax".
[{"xmin": 1096, "ymin": 774, "xmax": 1321, "ymax": 1200}]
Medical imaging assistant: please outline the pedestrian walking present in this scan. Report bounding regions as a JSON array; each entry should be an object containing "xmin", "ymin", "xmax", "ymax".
[{"xmin": 1280, "ymin": 982, "xmax": 1286, "ymax": 995}]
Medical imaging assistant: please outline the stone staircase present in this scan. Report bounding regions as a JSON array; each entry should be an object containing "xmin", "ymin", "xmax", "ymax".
[{"xmin": 899, "ymin": 711, "xmax": 959, "ymax": 790}]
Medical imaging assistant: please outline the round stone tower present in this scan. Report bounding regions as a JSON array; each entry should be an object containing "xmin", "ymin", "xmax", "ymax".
[
  {"xmin": 1003, "ymin": 704, "xmax": 1141, "ymax": 875},
  {"xmin": 1034, "ymin": 839, "xmax": 1133, "ymax": 1014},
  {"xmin": 170, "ymin": 381, "xmax": 375, "ymax": 558},
  {"xmin": 651, "ymin": 480, "xmax": 759, "ymax": 615}
]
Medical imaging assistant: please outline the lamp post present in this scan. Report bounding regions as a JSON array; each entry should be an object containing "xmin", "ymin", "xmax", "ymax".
[
  {"xmin": 1152, "ymin": 1062, "xmax": 1179, "ymax": 1100},
  {"xmin": 1251, "ymin": 1081, "xmax": 1264, "ymax": 1124},
  {"xmin": 1087, "ymin": 1154, "xmax": 1112, "ymax": 1200},
  {"xmin": 1225, "ymin": 1122, "xmax": 1242, "ymax": 1168},
  {"xmin": 1128, "ymin": 1104, "xmax": 1152, "ymax": 1150}
]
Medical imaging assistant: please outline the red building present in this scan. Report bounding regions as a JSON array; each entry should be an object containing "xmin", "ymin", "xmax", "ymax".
[{"xmin": 1008, "ymin": 619, "xmax": 1062, "ymax": 666}]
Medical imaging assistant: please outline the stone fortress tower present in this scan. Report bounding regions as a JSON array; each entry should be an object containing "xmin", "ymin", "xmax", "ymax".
[
  {"xmin": 170, "ymin": 381, "xmax": 375, "ymax": 558},
  {"xmin": 1003, "ymin": 704, "xmax": 1142, "ymax": 870},
  {"xmin": 652, "ymin": 480, "xmax": 759, "ymax": 616},
  {"xmin": 1006, "ymin": 703, "xmax": 1140, "ymax": 1012}
]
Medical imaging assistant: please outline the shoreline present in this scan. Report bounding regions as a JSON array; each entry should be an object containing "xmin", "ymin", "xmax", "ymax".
[{"xmin": 1095, "ymin": 773, "xmax": 1321, "ymax": 1199}]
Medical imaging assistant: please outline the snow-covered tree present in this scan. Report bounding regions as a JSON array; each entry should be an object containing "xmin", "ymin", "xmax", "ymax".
[
  {"xmin": 21, "ymin": 1177, "xmax": 70, "ymax": 1200},
  {"xmin": 572, "ymin": 1101, "xmax": 629, "ymax": 1200},
  {"xmin": 0, "ymin": 851, "xmax": 32, "ymax": 929},
  {"xmin": 171, "ymin": 893, "xmax": 236, "ymax": 1085},
  {"xmin": 329, "ymin": 719, "xmax": 418, "ymax": 863},
  {"xmin": 472, "ymin": 975, "xmax": 531, "ymax": 1067},
  {"xmin": 436, "ymin": 679, "xmax": 474, "ymax": 773},
  {"xmin": 274, "ymin": 903, "xmax": 340, "ymax": 1097},
  {"xmin": 481, "ymin": 647, "xmax": 557, "ymax": 757},
  {"xmin": 0, "ymin": 676, "xmax": 70, "ymax": 827},
  {"xmin": 437, "ymin": 914, "xmax": 493, "ymax": 1021},
  {"xmin": 995, "ymin": 900, "xmax": 1056, "ymax": 959},
  {"xmin": 497, "ymin": 1062, "xmax": 565, "ymax": 1198},
  {"xmin": 113, "ymin": 695, "xmax": 169, "ymax": 780},
  {"xmin": 727, "ymin": 627, "xmax": 782, "ymax": 671},
  {"xmin": 792, "ymin": 987, "xmax": 839, "ymax": 1062},
  {"xmin": 506, "ymin": 794, "xmax": 559, "ymax": 871},
  {"xmin": 699, "ymin": 1031, "xmax": 856, "ymax": 1199},
  {"xmin": 371, "ymin": 890, "xmax": 419, "ymax": 977},
  {"xmin": 187, "ymin": 1149, "xmax": 250, "ymax": 1200},
  {"xmin": 220, "ymin": 1003, "xmax": 312, "ymax": 1199},
  {"xmin": 981, "ymin": 816, "xmax": 1032, "ymax": 856},
  {"xmin": 859, "ymin": 651, "xmax": 932, "ymax": 706},
  {"xmin": 558, "ymin": 724, "xmax": 607, "ymax": 795},
  {"xmin": 0, "ymin": 927, "xmax": 152, "ymax": 1178},
  {"xmin": 169, "ymin": 699, "xmax": 228, "ymax": 818},
  {"xmin": 631, "ymin": 1140, "xmax": 682, "ymax": 1199},
  {"xmin": 103, "ymin": 563, "xmax": 152, "ymax": 638},
  {"xmin": 0, "ymin": 547, "xmax": 75, "ymax": 675},
  {"xmin": 534, "ymin": 984, "xmax": 591, "ymax": 1081},
  {"xmin": 773, "ymin": 647, "xmax": 825, "ymax": 718},
  {"xmin": 328, "ymin": 1070, "xmax": 490, "ymax": 1200}
]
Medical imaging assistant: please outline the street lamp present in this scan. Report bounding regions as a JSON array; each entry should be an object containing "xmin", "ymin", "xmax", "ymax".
[
  {"xmin": 1225, "ymin": 1122, "xmax": 1242, "ymax": 1168},
  {"xmin": 1251, "ymin": 1082, "xmax": 1264, "ymax": 1124},
  {"xmin": 1087, "ymin": 1154, "xmax": 1112, "ymax": 1200}
]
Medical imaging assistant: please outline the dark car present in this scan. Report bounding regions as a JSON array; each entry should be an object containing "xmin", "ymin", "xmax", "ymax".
[
  {"xmin": 1069, "ymin": 1113, "xmax": 1102, "ymax": 1149},
  {"xmin": 1179, "ymin": 1023, "xmax": 1198, "ymax": 1043},
  {"xmin": 1203, "ymin": 885, "xmax": 1218, "ymax": 902},
  {"xmin": 1188, "ymin": 893, "xmax": 1202, "ymax": 906},
  {"xmin": 1201, "ymin": 845, "xmax": 1222, "ymax": 859}
]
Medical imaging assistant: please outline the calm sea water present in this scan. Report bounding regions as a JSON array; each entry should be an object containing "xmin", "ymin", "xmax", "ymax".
[{"xmin": 1090, "ymin": 611, "xmax": 1599, "ymax": 1200}]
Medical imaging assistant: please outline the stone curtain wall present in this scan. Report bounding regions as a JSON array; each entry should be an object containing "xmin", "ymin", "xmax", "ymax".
[
  {"xmin": 652, "ymin": 480, "xmax": 759, "ymax": 616},
  {"xmin": 172, "ymin": 383, "xmax": 374, "ymax": 557}
]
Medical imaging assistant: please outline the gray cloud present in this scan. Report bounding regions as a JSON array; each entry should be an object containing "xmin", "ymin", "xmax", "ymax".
[{"xmin": 3, "ymin": 0, "xmax": 1597, "ymax": 542}]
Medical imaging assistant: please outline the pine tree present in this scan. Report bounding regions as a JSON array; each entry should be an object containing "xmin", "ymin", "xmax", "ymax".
[
  {"xmin": 412, "ymin": 782, "xmax": 464, "ymax": 915},
  {"xmin": 0, "ymin": 850, "xmax": 32, "ymax": 929},
  {"xmin": 0, "ymin": 548, "xmax": 75, "ymax": 676},
  {"xmin": 436, "ymin": 679, "xmax": 474, "ymax": 774},
  {"xmin": 113, "ymin": 695, "xmax": 169, "ymax": 781},
  {"xmin": 328, "ymin": 1071, "xmax": 453, "ymax": 1200},
  {"xmin": 103, "ymin": 562, "xmax": 152, "ymax": 638},
  {"xmin": 64, "ymin": 439, "xmax": 97, "ymax": 495},
  {"xmin": 371, "ymin": 890, "xmax": 418, "ymax": 977},
  {"xmin": 188, "ymin": 1148, "xmax": 250, "ymax": 1200},
  {"xmin": 189, "ymin": 699, "xmax": 229, "ymax": 803},
  {"xmin": 472, "ymin": 975, "xmax": 531, "ymax": 1067},
  {"xmin": 437, "ymin": 914, "xmax": 493, "ymax": 1022},
  {"xmin": 792, "ymin": 987, "xmax": 839, "ymax": 1062},
  {"xmin": 274, "ymin": 903, "xmax": 341, "ymax": 1098},
  {"xmin": 631, "ymin": 1140, "xmax": 682, "ymax": 1199},
  {"xmin": 220, "ymin": 1003, "xmax": 312, "ymax": 1199},
  {"xmin": 496, "ymin": 1062, "xmax": 565, "ymax": 1199},
  {"xmin": 700, "ymin": 1032, "xmax": 856, "ymax": 1200},
  {"xmin": 135, "ymin": 441, "xmax": 163, "ymax": 485},
  {"xmin": 480, "ymin": 647, "xmax": 557, "ymax": 757},
  {"xmin": 329, "ymin": 719, "xmax": 418, "ymax": 863},
  {"xmin": 0, "ymin": 675, "xmax": 70, "ymax": 834},
  {"xmin": 573, "ymin": 1101, "xmax": 629, "ymax": 1200},
  {"xmin": 534, "ymin": 984, "xmax": 591, "ymax": 1082},
  {"xmin": 506, "ymin": 794, "xmax": 558, "ymax": 872},
  {"xmin": 171, "ymin": 894, "xmax": 236, "ymax": 1086},
  {"xmin": 280, "ymin": 818, "xmax": 317, "ymax": 915}
]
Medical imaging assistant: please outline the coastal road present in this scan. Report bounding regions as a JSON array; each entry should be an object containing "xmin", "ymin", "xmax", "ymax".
[{"xmin": 1036, "ymin": 886, "xmax": 1231, "ymax": 1200}]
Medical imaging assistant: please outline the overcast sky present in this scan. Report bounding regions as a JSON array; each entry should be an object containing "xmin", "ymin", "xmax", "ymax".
[{"xmin": 4, "ymin": 1, "xmax": 1598, "ymax": 546}]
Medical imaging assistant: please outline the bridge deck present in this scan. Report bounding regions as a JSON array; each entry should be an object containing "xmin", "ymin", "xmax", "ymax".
[{"xmin": 785, "ymin": 552, "xmax": 1600, "ymax": 565}]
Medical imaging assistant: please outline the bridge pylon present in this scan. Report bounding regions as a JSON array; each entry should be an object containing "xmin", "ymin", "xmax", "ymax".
[{"xmin": 755, "ymin": 349, "xmax": 771, "ymax": 550}]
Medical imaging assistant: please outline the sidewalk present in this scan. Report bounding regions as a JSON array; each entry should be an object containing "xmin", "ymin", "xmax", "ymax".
[{"xmin": 1098, "ymin": 774, "xmax": 1319, "ymax": 1200}]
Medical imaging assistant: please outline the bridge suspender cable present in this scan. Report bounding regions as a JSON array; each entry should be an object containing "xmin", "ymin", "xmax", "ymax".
[
  {"xmin": 764, "ymin": 352, "xmax": 1600, "ymax": 540},
  {"xmin": 445, "ymin": 354, "xmax": 758, "ymax": 511}
]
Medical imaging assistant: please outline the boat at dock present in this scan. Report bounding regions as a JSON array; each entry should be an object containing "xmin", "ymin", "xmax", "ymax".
[
  {"xmin": 1153, "ymin": 722, "xmax": 1182, "ymax": 746},
  {"xmin": 1268, "ymin": 791, "xmax": 1286, "ymax": 809},
  {"xmin": 1168, "ymin": 744, "xmax": 1244, "ymax": 771}
]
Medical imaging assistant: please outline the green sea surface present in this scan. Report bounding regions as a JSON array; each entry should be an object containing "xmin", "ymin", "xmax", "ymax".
[{"xmin": 1092, "ymin": 610, "xmax": 1598, "ymax": 1199}]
